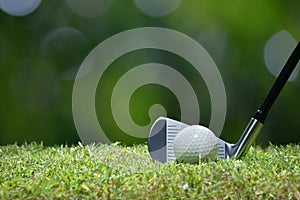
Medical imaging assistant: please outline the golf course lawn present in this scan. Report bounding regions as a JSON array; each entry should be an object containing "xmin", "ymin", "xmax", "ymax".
[{"xmin": 0, "ymin": 142, "xmax": 299, "ymax": 199}]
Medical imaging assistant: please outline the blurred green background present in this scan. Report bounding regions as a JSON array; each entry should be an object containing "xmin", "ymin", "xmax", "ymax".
[{"xmin": 1, "ymin": 0, "xmax": 300, "ymax": 145}]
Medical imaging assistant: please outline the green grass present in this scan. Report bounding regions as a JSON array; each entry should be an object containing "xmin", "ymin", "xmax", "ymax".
[{"xmin": 0, "ymin": 142, "xmax": 299, "ymax": 199}]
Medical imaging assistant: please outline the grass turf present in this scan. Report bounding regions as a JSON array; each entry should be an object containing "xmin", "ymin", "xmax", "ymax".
[{"xmin": 0, "ymin": 142, "xmax": 299, "ymax": 199}]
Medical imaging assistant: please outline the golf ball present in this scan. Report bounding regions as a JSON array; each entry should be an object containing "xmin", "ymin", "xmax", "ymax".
[{"xmin": 174, "ymin": 125, "xmax": 218, "ymax": 163}]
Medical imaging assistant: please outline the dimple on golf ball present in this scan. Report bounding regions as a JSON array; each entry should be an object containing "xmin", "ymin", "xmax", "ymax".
[{"xmin": 174, "ymin": 125, "xmax": 218, "ymax": 163}]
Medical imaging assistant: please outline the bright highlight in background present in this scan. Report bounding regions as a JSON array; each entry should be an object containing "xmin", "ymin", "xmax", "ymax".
[
  {"xmin": 134, "ymin": 0, "xmax": 181, "ymax": 17},
  {"xmin": 264, "ymin": 30, "xmax": 299, "ymax": 81},
  {"xmin": 0, "ymin": 0, "xmax": 41, "ymax": 16},
  {"xmin": 65, "ymin": 0, "xmax": 113, "ymax": 18}
]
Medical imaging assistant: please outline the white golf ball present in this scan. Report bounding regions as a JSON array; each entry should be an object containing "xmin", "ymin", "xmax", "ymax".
[{"xmin": 174, "ymin": 125, "xmax": 218, "ymax": 163}]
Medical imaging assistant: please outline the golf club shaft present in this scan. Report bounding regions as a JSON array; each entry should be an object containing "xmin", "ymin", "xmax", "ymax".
[
  {"xmin": 234, "ymin": 41, "xmax": 300, "ymax": 158},
  {"xmin": 254, "ymin": 41, "xmax": 300, "ymax": 123}
]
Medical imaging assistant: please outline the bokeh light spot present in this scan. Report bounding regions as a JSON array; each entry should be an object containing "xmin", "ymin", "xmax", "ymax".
[
  {"xmin": 0, "ymin": 0, "xmax": 41, "ymax": 16},
  {"xmin": 264, "ymin": 30, "xmax": 299, "ymax": 81},
  {"xmin": 40, "ymin": 27, "xmax": 89, "ymax": 80}
]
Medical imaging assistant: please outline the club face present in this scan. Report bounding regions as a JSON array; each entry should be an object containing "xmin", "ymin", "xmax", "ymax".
[
  {"xmin": 148, "ymin": 117, "xmax": 230, "ymax": 163},
  {"xmin": 148, "ymin": 117, "xmax": 188, "ymax": 163}
]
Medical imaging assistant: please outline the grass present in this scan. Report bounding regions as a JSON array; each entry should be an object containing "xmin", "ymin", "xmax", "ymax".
[{"xmin": 0, "ymin": 142, "xmax": 299, "ymax": 199}]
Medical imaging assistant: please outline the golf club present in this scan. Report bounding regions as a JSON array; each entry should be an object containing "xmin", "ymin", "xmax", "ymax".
[{"xmin": 148, "ymin": 41, "xmax": 300, "ymax": 163}]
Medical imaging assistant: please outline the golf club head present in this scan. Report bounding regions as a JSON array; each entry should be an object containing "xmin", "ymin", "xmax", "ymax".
[
  {"xmin": 148, "ymin": 117, "xmax": 228, "ymax": 163},
  {"xmin": 148, "ymin": 117, "xmax": 263, "ymax": 163},
  {"xmin": 218, "ymin": 117, "xmax": 263, "ymax": 159}
]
